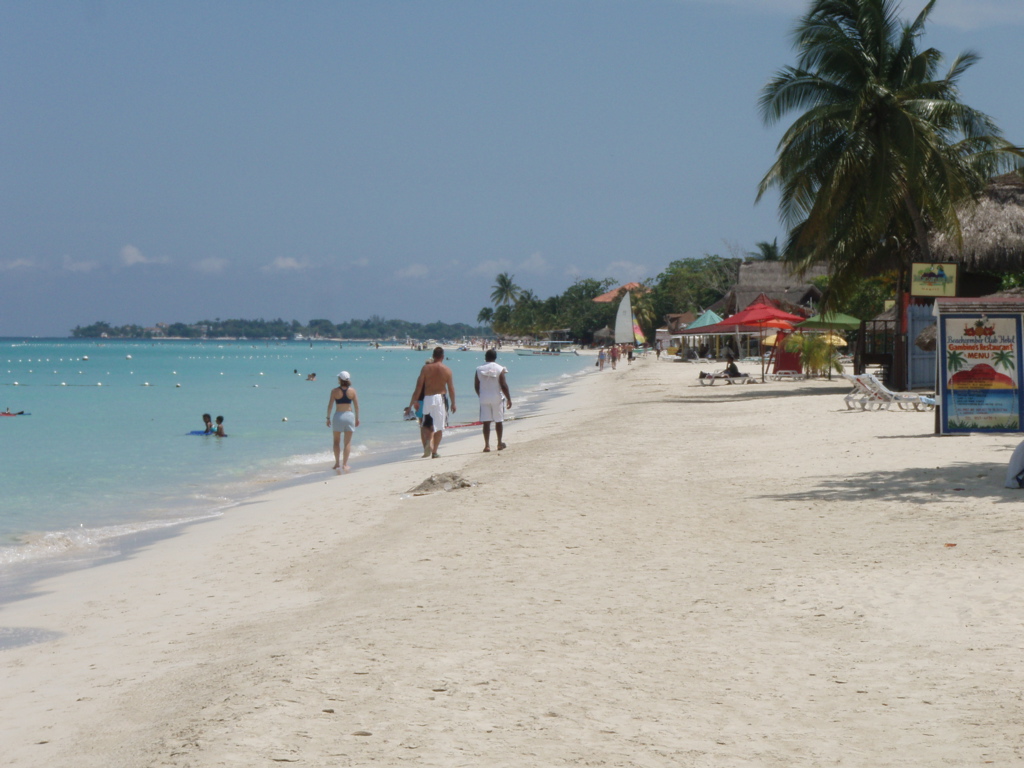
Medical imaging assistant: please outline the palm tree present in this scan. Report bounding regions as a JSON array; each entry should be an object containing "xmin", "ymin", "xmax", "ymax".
[
  {"xmin": 757, "ymin": 0, "xmax": 1021, "ymax": 306},
  {"xmin": 476, "ymin": 307, "xmax": 494, "ymax": 326},
  {"xmin": 749, "ymin": 239, "xmax": 780, "ymax": 261},
  {"xmin": 784, "ymin": 333, "xmax": 843, "ymax": 377},
  {"xmin": 946, "ymin": 349, "xmax": 966, "ymax": 373},
  {"xmin": 992, "ymin": 349, "xmax": 1015, "ymax": 373},
  {"xmin": 490, "ymin": 272, "xmax": 521, "ymax": 308}
]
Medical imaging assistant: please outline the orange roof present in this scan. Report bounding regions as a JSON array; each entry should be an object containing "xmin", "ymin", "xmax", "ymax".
[{"xmin": 592, "ymin": 282, "xmax": 648, "ymax": 303}]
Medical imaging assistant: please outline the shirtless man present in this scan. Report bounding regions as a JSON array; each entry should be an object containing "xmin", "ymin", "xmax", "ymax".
[{"xmin": 409, "ymin": 346, "xmax": 456, "ymax": 458}]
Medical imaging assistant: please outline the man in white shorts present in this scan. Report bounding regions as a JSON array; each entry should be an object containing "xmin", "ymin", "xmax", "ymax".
[
  {"xmin": 474, "ymin": 348, "xmax": 512, "ymax": 452},
  {"xmin": 409, "ymin": 346, "xmax": 456, "ymax": 458}
]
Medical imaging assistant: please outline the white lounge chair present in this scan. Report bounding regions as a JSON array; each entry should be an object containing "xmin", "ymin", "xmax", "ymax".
[
  {"xmin": 844, "ymin": 373, "xmax": 933, "ymax": 411},
  {"xmin": 842, "ymin": 373, "xmax": 883, "ymax": 410},
  {"xmin": 699, "ymin": 370, "xmax": 755, "ymax": 386}
]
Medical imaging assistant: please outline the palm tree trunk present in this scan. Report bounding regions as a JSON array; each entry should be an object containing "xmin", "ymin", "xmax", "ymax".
[{"xmin": 902, "ymin": 191, "xmax": 932, "ymax": 262}]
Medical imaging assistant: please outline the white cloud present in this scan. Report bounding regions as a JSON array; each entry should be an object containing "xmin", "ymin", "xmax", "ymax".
[
  {"xmin": 194, "ymin": 257, "xmax": 229, "ymax": 274},
  {"xmin": 0, "ymin": 258, "xmax": 35, "ymax": 271},
  {"xmin": 120, "ymin": 244, "xmax": 168, "ymax": 266},
  {"xmin": 62, "ymin": 255, "xmax": 99, "ymax": 273},
  {"xmin": 470, "ymin": 258, "xmax": 511, "ymax": 276},
  {"xmin": 605, "ymin": 260, "xmax": 649, "ymax": 282},
  {"xmin": 519, "ymin": 252, "xmax": 549, "ymax": 274},
  {"xmin": 396, "ymin": 263, "xmax": 428, "ymax": 280},
  {"xmin": 262, "ymin": 256, "xmax": 307, "ymax": 272},
  {"xmin": 351, "ymin": 257, "xmax": 370, "ymax": 268}
]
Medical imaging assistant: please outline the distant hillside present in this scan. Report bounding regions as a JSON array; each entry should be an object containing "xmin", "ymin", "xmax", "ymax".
[{"xmin": 70, "ymin": 316, "xmax": 489, "ymax": 340}]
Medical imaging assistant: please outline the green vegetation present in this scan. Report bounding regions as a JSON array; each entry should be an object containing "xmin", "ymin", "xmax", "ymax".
[
  {"xmin": 784, "ymin": 333, "xmax": 844, "ymax": 377},
  {"xmin": 650, "ymin": 256, "xmax": 741, "ymax": 320},
  {"xmin": 758, "ymin": 0, "xmax": 1021, "ymax": 309},
  {"xmin": 71, "ymin": 316, "xmax": 487, "ymax": 340}
]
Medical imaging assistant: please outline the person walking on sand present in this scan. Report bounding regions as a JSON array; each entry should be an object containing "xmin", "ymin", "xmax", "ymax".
[
  {"xmin": 327, "ymin": 371, "xmax": 360, "ymax": 471},
  {"xmin": 474, "ymin": 348, "xmax": 512, "ymax": 452},
  {"xmin": 409, "ymin": 347, "xmax": 455, "ymax": 458}
]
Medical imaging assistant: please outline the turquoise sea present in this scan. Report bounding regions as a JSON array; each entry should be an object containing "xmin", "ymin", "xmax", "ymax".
[{"xmin": 0, "ymin": 338, "xmax": 590, "ymax": 579}]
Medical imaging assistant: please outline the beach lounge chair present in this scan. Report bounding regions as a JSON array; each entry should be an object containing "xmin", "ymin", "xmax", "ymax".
[
  {"xmin": 842, "ymin": 373, "xmax": 883, "ymax": 410},
  {"xmin": 767, "ymin": 370, "xmax": 805, "ymax": 382},
  {"xmin": 699, "ymin": 371, "xmax": 755, "ymax": 386},
  {"xmin": 863, "ymin": 373, "xmax": 935, "ymax": 411},
  {"xmin": 843, "ymin": 373, "xmax": 933, "ymax": 411}
]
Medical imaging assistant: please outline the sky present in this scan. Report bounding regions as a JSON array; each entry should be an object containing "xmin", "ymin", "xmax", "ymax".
[{"xmin": 2, "ymin": 0, "xmax": 1023, "ymax": 336}]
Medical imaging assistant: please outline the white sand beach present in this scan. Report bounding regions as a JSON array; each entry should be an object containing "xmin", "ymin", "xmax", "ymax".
[{"xmin": 3, "ymin": 356, "xmax": 1024, "ymax": 767}]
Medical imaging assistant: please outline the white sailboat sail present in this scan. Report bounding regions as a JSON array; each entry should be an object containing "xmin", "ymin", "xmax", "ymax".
[{"xmin": 614, "ymin": 291, "xmax": 634, "ymax": 344}]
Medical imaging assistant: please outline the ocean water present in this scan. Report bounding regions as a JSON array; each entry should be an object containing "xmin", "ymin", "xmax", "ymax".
[{"xmin": 0, "ymin": 338, "xmax": 590, "ymax": 572}]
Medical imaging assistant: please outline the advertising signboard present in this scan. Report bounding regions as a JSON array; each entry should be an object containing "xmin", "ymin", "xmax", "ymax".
[
  {"xmin": 912, "ymin": 263, "xmax": 957, "ymax": 297},
  {"xmin": 939, "ymin": 313, "xmax": 1023, "ymax": 433}
]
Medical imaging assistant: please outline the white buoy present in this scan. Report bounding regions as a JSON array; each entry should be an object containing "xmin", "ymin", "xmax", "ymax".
[
  {"xmin": 176, "ymin": 383, "xmax": 181, "ymax": 388},
  {"xmin": 61, "ymin": 382, "xmax": 66, "ymax": 386},
  {"xmin": 144, "ymin": 382, "xmax": 150, "ymax": 387},
  {"xmin": 126, "ymin": 355, "xmax": 132, "ymax": 359},
  {"xmin": 282, "ymin": 417, "xmax": 288, "ymax": 422}
]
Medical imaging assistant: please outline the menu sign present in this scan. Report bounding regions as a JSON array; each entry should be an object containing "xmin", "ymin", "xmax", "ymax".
[{"xmin": 939, "ymin": 314, "xmax": 1023, "ymax": 433}]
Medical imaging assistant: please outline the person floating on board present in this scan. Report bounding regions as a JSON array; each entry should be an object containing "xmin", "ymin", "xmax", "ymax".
[
  {"xmin": 474, "ymin": 348, "xmax": 512, "ymax": 453},
  {"xmin": 202, "ymin": 413, "xmax": 214, "ymax": 435},
  {"xmin": 409, "ymin": 347, "xmax": 455, "ymax": 459}
]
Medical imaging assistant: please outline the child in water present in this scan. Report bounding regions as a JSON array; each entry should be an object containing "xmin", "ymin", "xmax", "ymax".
[{"xmin": 215, "ymin": 416, "xmax": 227, "ymax": 437}]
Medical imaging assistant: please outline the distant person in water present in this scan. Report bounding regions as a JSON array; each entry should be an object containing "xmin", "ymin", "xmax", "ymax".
[
  {"xmin": 327, "ymin": 371, "xmax": 360, "ymax": 471},
  {"xmin": 202, "ymin": 413, "xmax": 214, "ymax": 435},
  {"xmin": 474, "ymin": 348, "xmax": 512, "ymax": 452},
  {"xmin": 214, "ymin": 416, "xmax": 227, "ymax": 437},
  {"xmin": 409, "ymin": 347, "xmax": 455, "ymax": 459},
  {"xmin": 306, "ymin": 372, "xmax": 317, "ymax": 381}
]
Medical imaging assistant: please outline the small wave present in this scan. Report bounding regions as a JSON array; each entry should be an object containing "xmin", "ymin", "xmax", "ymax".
[{"xmin": 0, "ymin": 514, "xmax": 221, "ymax": 567}]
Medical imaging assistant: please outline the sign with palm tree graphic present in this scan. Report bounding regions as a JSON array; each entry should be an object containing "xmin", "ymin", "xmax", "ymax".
[{"xmin": 940, "ymin": 314, "xmax": 1022, "ymax": 433}]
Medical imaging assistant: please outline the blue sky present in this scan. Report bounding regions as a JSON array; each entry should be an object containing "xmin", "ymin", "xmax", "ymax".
[{"xmin": 2, "ymin": 0, "xmax": 1022, "ymax": 336}]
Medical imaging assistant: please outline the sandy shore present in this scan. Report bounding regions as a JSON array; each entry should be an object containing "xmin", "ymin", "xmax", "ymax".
[{"xmin": 3, "ymin": 356, "xmax": 1024, "ymax": 767}]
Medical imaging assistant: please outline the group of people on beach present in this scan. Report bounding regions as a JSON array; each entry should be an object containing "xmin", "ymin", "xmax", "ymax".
[
  {"xmin": 596, "ymin": 343, "xmax": 636, "ymax": 371},
  {"xmin": 326, "ymin": 346, "xmax": 512, "ymax": 472}
]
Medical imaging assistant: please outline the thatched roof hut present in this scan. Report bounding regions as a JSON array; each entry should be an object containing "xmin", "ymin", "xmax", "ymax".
[
  {"xmin": 930, "ymin": 170, "xmax": 1024, "ymax": 271},
  {"xmin": 715, "ymin": 261, "xmax": 827, "ymax": 316}
]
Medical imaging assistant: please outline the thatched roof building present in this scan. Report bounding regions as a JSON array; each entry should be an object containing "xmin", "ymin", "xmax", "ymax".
[
  {"xmin": 930, "ymin": 170, "xmax": 1024, "ymax": 271},
  {"xmin": 714, "ymin": 261, "xmax": 828, "ymax": 316}
]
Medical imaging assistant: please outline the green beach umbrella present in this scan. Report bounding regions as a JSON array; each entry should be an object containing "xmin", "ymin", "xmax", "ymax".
[{"xmin": 797, "ymin": 312, "xmax": 861, "ymax": 330}]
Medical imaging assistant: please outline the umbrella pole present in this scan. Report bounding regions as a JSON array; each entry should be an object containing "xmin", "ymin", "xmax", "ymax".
[{"xmin": 760, "ymin": 326, "xmax": 765, "ymax": 382}]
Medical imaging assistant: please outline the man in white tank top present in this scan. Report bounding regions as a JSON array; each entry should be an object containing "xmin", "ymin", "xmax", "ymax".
[{"xmin": 474, "ymin": 348, "xmax": 512, "ymax": 452}]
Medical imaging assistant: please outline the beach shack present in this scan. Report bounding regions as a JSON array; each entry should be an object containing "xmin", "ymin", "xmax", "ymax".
[
  {"xmin": 883, "ymin": 171, "xmax": 1024, "ymax": 391},
  {"xmin": 933, "ymin": 296, "xmax": 1024, "ymax": 434}
]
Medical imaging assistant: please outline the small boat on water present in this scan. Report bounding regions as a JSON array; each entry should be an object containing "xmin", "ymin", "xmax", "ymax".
[{"xmin": 515, "ymin": 341, "xmax": 578, "ymax": 356}]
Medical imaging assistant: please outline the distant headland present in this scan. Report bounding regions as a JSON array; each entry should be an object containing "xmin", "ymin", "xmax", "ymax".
[{"xmin": 70, "ymin": 318, "xmax": 488, "ymax": 341}]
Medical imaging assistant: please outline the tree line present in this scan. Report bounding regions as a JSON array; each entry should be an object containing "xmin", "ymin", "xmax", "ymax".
[{"xmin": 70, "ymin": 316, "xmax": 488, "ymax": 340}]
